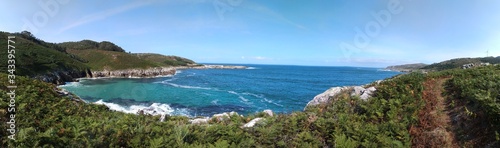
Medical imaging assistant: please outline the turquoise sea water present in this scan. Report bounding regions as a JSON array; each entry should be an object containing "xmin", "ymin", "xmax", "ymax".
[{"xmin": 60, "ymin": 64, "xmax": 401, "ymax": 117}]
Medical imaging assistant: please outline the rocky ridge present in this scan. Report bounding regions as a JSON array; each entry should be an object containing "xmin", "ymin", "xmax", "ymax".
[
  {"xmin": 188, "ymin": 110, "xmax": 274, "ymax": 128},
  {"xmin": 304, "ymin": 81, "xmax": 381, "ymax": 110}
]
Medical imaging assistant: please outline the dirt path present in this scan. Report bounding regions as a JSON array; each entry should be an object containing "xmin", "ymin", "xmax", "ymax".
[{"xmin": 410, "ymin": 77, "xmax": 458, "ymax": 148}]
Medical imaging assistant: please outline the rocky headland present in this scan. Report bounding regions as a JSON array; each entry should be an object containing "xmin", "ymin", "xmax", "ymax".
[
  {"xmin": 35, "ymin": 65, "xmax": 247, "ymax": 85},
  {"xmin": 385, "ymin": 63, "xmax": 427, "ymax": 72},
  {"xmin": 90, "ymin": 67, "xmax": 176, "ymax": 78}
]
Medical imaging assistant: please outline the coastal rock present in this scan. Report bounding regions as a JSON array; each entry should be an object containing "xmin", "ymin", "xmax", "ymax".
[
  {"xmin": 242, "ymin": 118, "xmax": 264, "ymax": 128},
  {"xmin": 212, "ymin": 112, "xmax": 230, "ymax": 121},
  {"xmin": 54, "ymin": 88, "xmax": 87, "ymax": 103},
  {"xmin": 189, "ymin": 117, "xmax": 210, "ymax": 124},
  {"xmin": 91, "ymin": 67, "xmax": 176, "ymax": 78},
  {"xmin": 35, "ymin": 69, "xmax": 89, "ymax": 85},
  {"xmin": 229, "ymin": 111, "xmax": 239, "ymax": 116},
  {"xmin": 306, "ymin": 86, "xmax": 352, "ymax": 107},
  {"xmin": 263, "ymin": 109, "xmax": 274, "ymax": 117},
  {"xmin": 206, "ymin": 111, "xmax": 242, "ymax": 122},
  {"xmin": 305, "ymin": 85, "xmax": 377, "ymax": 110},
  {"xmin": 360, "ymin": 87, "xmax": 376, "ymax": 100}
]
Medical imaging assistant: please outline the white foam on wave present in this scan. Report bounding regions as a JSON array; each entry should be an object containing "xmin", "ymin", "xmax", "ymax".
[
  {"xmin": 242, "ymin": 92, "xmax": 265, "ymax": 99},
  {"xmin": 211, "ymin": 99, "xmax": 219, "ymax": 105},
  {"xmin": 228, "ymin": 91, "xmax": 249, "ymax": 102},
  {"xmin": 165, "ymin": 82, "xmax": 213, "ymax": 90},
  {"xmin": 378, "ymin": 69, "xmax": 392, "ymax": 72},
  {"xmin": 244, "ymin": 92, "xmax": 284, "ymax": 107},
  {"xmin": 246, "ymin": 67, "xmax": 259, "ymax": 70},
  {"xmin": 155, "ymin": 80, "xmax": 213, "ymax": 90},
  {"xmin": 263, "ymin": 98, "xmax": 284, "ymax": 107},
  {"xmin": 94, "ymin": 100, "xmax": 191, "ymax": 117},
  {"xmin": 59, "ymin": 82, "xmax": 82, "ymax": 88}
]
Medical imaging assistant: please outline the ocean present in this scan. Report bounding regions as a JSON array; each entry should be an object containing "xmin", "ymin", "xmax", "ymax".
[{"xmin": 59, "ymin": 64, "xmax": 400, "ymax": 117}]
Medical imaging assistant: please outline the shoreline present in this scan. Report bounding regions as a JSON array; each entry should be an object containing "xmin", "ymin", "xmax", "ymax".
[{"xmin": 85, "ymin": 64, "xmax": 248, "ymax": 80}]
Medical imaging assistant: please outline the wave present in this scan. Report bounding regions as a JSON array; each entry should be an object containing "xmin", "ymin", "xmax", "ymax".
[
  {"xmin": 156, "ymin": 80, "xmax": 213, "ymax": 90},
  {"xmin": 94, "ymin": 100, "xmax": 191, "ymax": 117},
  {"xmin": 262, "ymin": 98, "xmax": 284, "ymax": 107},
  {"xmin": 377, "ymin": 69, "xmax": 392, "ymax": 72},
  {"xmin": 243, "ymin": 92, "xmax": 284, "ymax": 107},
  {"xmin": 59, "ymin": 82, "xmax": 82, "ymax": 88},
  {"xmin": 228, "ymin": 91, "xmax": 249, "ymax": 102},
  {"xmin": 211, "ymin": 99, "xmax": 219, "ymax": 105},
  {"xmin": 246, "ymin": 67, "xmax": 259, "ymax": 69}
]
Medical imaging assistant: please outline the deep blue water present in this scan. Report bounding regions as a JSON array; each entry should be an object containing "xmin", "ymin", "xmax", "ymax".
[{"xmin": 60, "ymin": 64, "xmax": 400, "ymax": 117}]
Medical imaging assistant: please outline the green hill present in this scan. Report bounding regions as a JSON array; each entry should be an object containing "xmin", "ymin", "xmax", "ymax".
[
  {"xmin": 0, "ymin": 31, "xmax": 89, "ymax": 77},
  {"xmin": 1, "ymin": 31, "xmax": 197, "ymax": 79},
  {"xmin": 67, "ymin": 49, "xmax": 159, "ymax": 71},
  {"xmin": 58, "ymin": 40, "xmax": 126, "ymax": 52},
  {"xmin": 422, "ymin": 56, "xmax": 500, "ymax": 71},
  {"xmin": 133, "ymin": 53, "xmax": 196, "ymax": 67},
  {"xmin": 67, "ymin": 50, "xmax": 197, "ymax": 71}
]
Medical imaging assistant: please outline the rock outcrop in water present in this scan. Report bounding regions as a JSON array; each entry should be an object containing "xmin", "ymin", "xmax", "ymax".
[{"xmin": 304, "ymin": 85, "xmax": 378, "ymax": 110}]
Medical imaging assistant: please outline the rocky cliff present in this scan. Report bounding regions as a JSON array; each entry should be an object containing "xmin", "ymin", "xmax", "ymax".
[
  {"xmin": 34, "ymin": 69, "xmax": 91, "ymax": 85},
  {"xmin": 89, "ymin": 65, "xmax": 247, "ymax": 78},
  {"xmin": 90, "ymin": 67, "xmax": 176, "ymax": 78}
]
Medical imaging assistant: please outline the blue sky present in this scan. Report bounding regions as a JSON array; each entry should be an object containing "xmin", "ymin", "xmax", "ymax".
[{"xmin": 1, "ymin": 0, "xmax": 499, "ymax": 67}]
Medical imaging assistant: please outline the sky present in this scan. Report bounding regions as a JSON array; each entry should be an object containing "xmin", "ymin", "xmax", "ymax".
[{"xmin": 1, "ymin": 0, "xmax": 500, "ymax": 67}]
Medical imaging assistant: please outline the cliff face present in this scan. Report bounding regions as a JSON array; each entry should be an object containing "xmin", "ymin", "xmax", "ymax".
[
  {"xmin": 90, "ymin": 67, "xmax": 176, "ymax": 78},
  {"xmin": 34, "ymin": 69, "xmax": 90, "ymax": 85}
]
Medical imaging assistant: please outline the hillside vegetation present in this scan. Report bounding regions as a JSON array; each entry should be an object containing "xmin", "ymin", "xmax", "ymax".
[
  {"xmin": 134, "ymin": 53, "xmax": 196, "ymax": 67},
  {"xmin": 1, "ymin": 31, "xmax": 196, "ymax": 76},
  {"xmin": 385, "ymin": 63, "xmax": 428, "ymax": 72},
  {"xmin": 0, "ymin": 31, "xmax": 89, "ymax": 76},
  {"xmin": 1, "ymin": 64, "xmax": 499, "ymax": 147},
  {"xmin": 422, "ymin": 56, "xmax": 500, "ymax": 71},
  {"xmin": 58, "ymin": 40, "xmax": 126, "ymax": 52},
  {"xmin": 67, "ymin": 50, "xmax": 196, "ymax": 71}
]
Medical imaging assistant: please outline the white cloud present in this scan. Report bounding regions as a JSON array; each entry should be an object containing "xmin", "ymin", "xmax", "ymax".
[
  {"xmin": 58, "ymin": 1, "xmax": 152, "ymax": 33},
  {"xmin": 254, "ymin": 56, "xmax": 269, "ymax": 60},
  {"xmin": 246, "ymin": 4, "xmax": 307, "ymax": 30}
]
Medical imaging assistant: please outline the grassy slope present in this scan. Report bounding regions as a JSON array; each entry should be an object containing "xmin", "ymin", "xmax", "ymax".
[
  {"xmin": 67, "ymin": 50, "xmax": 197, "ymax": 71},
  {"xmin": 0, "ymin": 32, "xmax": 89, "ymax": 76},
  {"xmin": 58, "ymin": 40, "xmax": 126, "ymax": 52},
  {"xmin": 67, "ymin": 49, "xmax": 160, "ymax": 71},
  {"xmin": 422, "ymin": 56, "xmax": 500, "ymax": 71},
  {"xmin": 134, "ymin": 53, "xmax": 196, "ymax": 67},
  {"xmin": 2, "ymin": 64, "xmax": 498, "ymax": 147}
]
